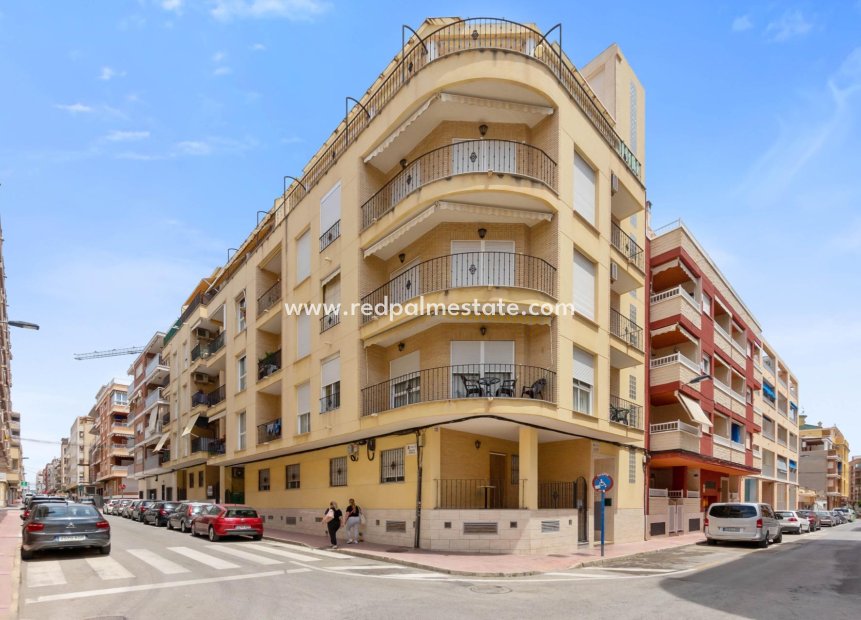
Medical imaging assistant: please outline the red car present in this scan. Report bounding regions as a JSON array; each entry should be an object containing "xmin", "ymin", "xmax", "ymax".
[{"xmin": 190, "ymin": 504, "xmax": 263, "ymax": 542}]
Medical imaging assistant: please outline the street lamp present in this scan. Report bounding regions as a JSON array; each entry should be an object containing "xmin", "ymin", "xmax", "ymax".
[
  {"xmin": 686, "ymin": 374, "xmax": 711, "ymax": 385},
  {"xmin": 2, "ymin": 320, "xmax": 39, "ymax": 330}
]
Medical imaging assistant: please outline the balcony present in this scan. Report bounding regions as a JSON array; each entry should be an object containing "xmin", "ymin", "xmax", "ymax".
[
  {"xmin": 436, "ymin": 478, "xmax": 523, "ymax": 509},
  {"xmin": 609, "ymin": 394, "xmax": 643, "ymax": 430},
  {"xmin": 609, "ymin": 308, "xmax": 644, "ymax": 351},
  {"xmin": 109, "ymin": 422, "xmax": 134, "ymax": 437},
  {"xmin": 320, "ymin": 220, "xmax": 340, "ymax": 251},
  {"xmin": 142, "ymin": 454, "xmax": 160, "ymax": 471},
  {"xmin": 610, "ymin": 222, "xmax": 645, "ymax": 272},
  {"xmin": 257, "ymin": 281, "xmax": 282, "ymax": 317},
  {"xmin": 362, "ymin": 363, "xmax": 556, "ymax": 416},
  {"xmin": 191, "ymin": 436, "xmax": 225, "ymax": 454},
  {"xmin": 144, "ymin": 355, "xmax": 169, "ymax": 385},
  {"xmin": 362, "ymin": 252, "xmax": 556, "ymax": 324},
  {"xmin": 649, "ymin": 420, "xmax": 701, "ymax": 453},
  {"xmin": 650, "ymin": 286, "xmax": 701, "ymax": 328},
  {"xmin": 161, "ymin": 411, "xmax": 171, "ymax": 427},
  {"xmin": 143, "ymin": 387, "xmax": 166, "ymax": 412},
  {"xmin": 650, "ymin": 352, "xmax": 702, "ymax": 388},
  {"xmin": 109, "ymin": 445, "xmax": 130, "ymax": 458},
  {"xmin": 193, "ymin": 332, "xmax": 226, "ymax": 362},
  {"xmin": 207, "ymin": 385, "xmax": 226, "ymax": 408},
  {"xmin": 256, "ymin": 419, "xmax": 283, "ymax": 444},
  {"xmin": 320, "ymin": 311, "xmax": 340, "ymax": 333},
  {"xmin": 361, "ymin": 140, "xmax": 557, "ymax": 230},
  {"xmin": 257, "ymin": 350, "xmax": 282, "ymax": 381}
]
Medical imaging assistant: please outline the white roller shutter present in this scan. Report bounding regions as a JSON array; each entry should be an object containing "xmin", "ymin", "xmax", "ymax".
[
  {"xmin": 296, "ymin": 231, "xmax": 310, "ymax": 282},
  {"xmin": 450, "ymin": 341, "xmax": 482, "ymax": 366},
  {"xmin": 390, "ymin": 351, "xmax": 420, "ymax": 379},
  {"xmin": 483, "ymin": 340, "xmax": 515, "ymax": 365},
  {"xmin": 297, "ymin": 382, "xmax": 310, "ymax": 414},
  {"xmin": 296, "ymin": 312, "xmax": 310, "ymax": 358},
  {"xmin": 320, "ymin": 182, "xmax": 341, "ymax": 233},
  {"xmin": 573, "ymin": 347, "xmax": 594, "ymax": 385},
  {"xmin": 321, "ymin": 355, "xmax": 340, "ymax": 388},
  {"xmin": 573, "ymin": 154, "xmax": 596, "ymax": 225},
  {"xmin": 573, "ymin": 249, "xmax": 596, "ymax": 320}
]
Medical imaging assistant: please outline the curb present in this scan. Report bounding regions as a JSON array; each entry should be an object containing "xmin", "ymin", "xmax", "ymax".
[
  {"xmin": 10, "ymin": 542, "xmax": 20, "ymax": 620},
  {"xmin": 571, "ymin": 540, "xmax": 702, "ymax": 569}
]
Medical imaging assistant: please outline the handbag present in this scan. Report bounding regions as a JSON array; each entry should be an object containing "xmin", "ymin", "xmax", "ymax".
[
  {"xmin": 359, "ymin": 511, "xmax": 366, "ymax": 525},
  {"xmin": 323, "ymin": 508, "xmax": 334, "ymax": 524}
]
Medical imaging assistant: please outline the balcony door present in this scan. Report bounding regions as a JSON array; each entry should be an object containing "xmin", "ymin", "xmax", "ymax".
[
  {"xmin": 450, "ymin": 340, "xmax": 514, "ymax": 398},
  {"xmin": 450, "ymin": 240, "xmax": 515, "ymax": 289},
  {"xmin": 390, "ymin": 351, "xmax": 420, "ymax": 409}
]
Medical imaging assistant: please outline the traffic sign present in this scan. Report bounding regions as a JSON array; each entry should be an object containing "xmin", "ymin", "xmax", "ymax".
[{"xmin": 592, "ymin": 473, "xmax": 614, "ymax": 493}]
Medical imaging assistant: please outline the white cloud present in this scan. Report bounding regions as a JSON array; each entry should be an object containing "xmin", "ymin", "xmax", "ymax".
[
  {"xmin": 210, "ymin": 0, "xmax": 330, "ymax": 21},
  {"xmin": 99, "ymin": 66, "xmax": 126, "ymax": 80},
  {"xmin": 161, "ymin": 0, "xmax": 183, "ymax": 12},
  {"xmin": 765, "ymin": 10, "xmax": 813, "ymax": 42},
  {"xmin": 731, "ymin": 15, "xmax": 753, "ymax": 32},
  {"xmin": 54, "ymin": 103, "xmax": 94, "ymax": 114},
  {"xmin": 213, "ymin": 66, "xmax": 232, "ymax": 76},
  {"xmin": 176, "ymin": 140, "xmax": 214, "ymax": 156},
  {"xmin": 250, "ymin": 42, "xmax": 266, "ymax": 51},
  {"xmin": 212, "ymin": 50, "xmax": 227, "ymax": 63},
  {"xmin": 104, "ymin": 130, "xmax": 150, "ymax": 142}
]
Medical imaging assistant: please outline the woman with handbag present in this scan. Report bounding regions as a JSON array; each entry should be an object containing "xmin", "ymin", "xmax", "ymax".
[
  {"xmin": 344, "ymin": 498, "xmax": 362, "ymax": 544},
  {"xmin": 323, "ymin": 501, "xmax": 343, "ymax": 549}
]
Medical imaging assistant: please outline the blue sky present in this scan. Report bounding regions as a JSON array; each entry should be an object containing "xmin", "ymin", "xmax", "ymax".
[{"xmin": 2, "ymin": 1, "xmax": 860, "ymax": 481}]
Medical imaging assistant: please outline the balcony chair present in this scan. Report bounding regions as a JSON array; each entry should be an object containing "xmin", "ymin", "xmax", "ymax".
[
  {"xmin": 497, "ymin": 379, "xmax": 516, "ymax": 398},
  {"xmin": 521, "ymin": 377, "xmax": 547, "ymax": 399},
  {"xmin": 609, "ymin": 405, "xmax": 630, "ymax": 426},
  {"xmin": 460, "ymin": 375, "xmax": 482, "ymax": 398}
]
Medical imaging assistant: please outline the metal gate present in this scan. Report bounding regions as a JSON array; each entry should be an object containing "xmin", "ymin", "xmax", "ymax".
[
  {"xmin": 668, "ymin": 502, "xmax": 684, "ymax": 534},
  {"xmin": 575, "ymin": 477, "xmax": 588, "ymax": 543}
]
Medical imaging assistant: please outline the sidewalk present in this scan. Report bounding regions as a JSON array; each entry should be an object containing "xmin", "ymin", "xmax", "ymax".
[
  {"xmin": 263, "ymin": 527, "xmax": 706, "ymax": 577},
  {"xmin": 0, "ymin": 508, "xmax": 21, "ymax": 619}
]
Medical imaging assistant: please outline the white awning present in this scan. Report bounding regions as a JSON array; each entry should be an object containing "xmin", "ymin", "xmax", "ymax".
[
  {"xmin": 363, "ymin": 201, "xmax": 552, "ymax": 259},
  {"xmin": 154, "ymin": 433, "xmax": 170, "ymax": 452},
  {"xmin": 182, "ymin": 413, "xmax": 201, "ymax": 437},
  {"xmin": 207, "ymin": 409, "xmax": 228, "ymax": 423},
  {"xmin": 677, "ymin": 393, "xmax": 713, "ymax": 429},
  {"xmin": 147, "ymin": 409, "xmax": 158, "ymax": 432},
  {"xmin": 650, "ymin": 325, "xmax": 675, "ymax": 337},
  {"xmin": 652, "ymin": 258, "xmax": 697, "ymax": 283}
]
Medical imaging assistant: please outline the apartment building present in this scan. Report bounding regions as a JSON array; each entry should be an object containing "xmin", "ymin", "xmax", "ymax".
[
  {"xmin": 749, "ymin": 339, "xmax": 800, "ymax": 509},
  {"xmin": 88, "ymin": 379, "xmax": 134, "ymax": 498},
  {"xmin": 0, "ymin": 221, "xmax": 24, "ymax": 506},
  {"xmin": 59, "ymin": 437, "xmax": 70, "ymax": 492},
  {"xmin": 129, "ymin": 333, "xmax": 171, "ymax": 499},
  {"xmin": 647, "ymin": 221, "xmax": 763, "ymax": 536},
  {"xmin": 155, "ymin": 17, "xmax": 648, "ymax": 553},
  {"xmin": 850, "ymin": 456, "xmax": 861, "ymax": 506},
  {"xmin": 64, "ymin": 415, "xmax": 95, "ymax": 497},
  {"xmin": 799, "ymin": 418, "xmax": 851, "ymax": 509}
]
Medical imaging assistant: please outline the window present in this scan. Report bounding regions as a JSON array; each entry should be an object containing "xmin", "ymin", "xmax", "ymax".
[
  {"xmin": 237, "ymin": 411, "xmax": 246, "ymax": 450},
  {"xmin": 198, "ymin": 471, "xmax": 204, "ymax": 487},
  {"xmin": 296, "ymin": 312, "xmax": 310, "ymax": 358},
  {"xmin": 731, "ymin": 423, "xmax": 743, "ymax": 444},
  {"xmin": 297, "ymin": 382, "xmax": 310, "ymax": 434},
  {"xmin": 629, "ymin": 304, "xmax": 637, "ymax": 325},
  {"xmin": 189, "ymin": 472, "xmax": 195, "ymax": 488},
  {"xmin": 183, "ymin": 341, "xmax": 189, "ymax": 369},
  {"xmin": 628, "ymin": 375, "xmax": 637, "ymax": 400},
  {"xmin": 321, "ymin": 272, "xmax": 341, "ymax": 331},
  {"xmin": 572, "ymin": 346, "xmax": 594, "ymax": 414},
  {"xmin": 237, "ymin": 356, "xmax": 247, "ymax": 392},
  {"xmin": 702, "ymin": 293, "xmax": 712, "ymax": 315},
  {"xmin": 321, "ymin": 355, "xmax": 341, "ymax": 412},
  {"xmin": 381, "ymin": 448, "xmax": 405, "ymax": 483},
  {"xmin": 258, "ymin": 468, "xmax": 270, "ymax": 491},
  {"xmin": 286, "ymin": 464, "xmax": 300, "ymax": 489},
  {"xmin": 702, "ymin": 354, "xmax": 711, "ymax": 375},
  {"xmin": 628, "ymin": 449, "xmax": 636, "ymax": 484},
  {"xmin": 449, "ymin": 341, "xmax": 515, "ymax": 398},
  {"xmin": 296, "ymin": 230, "xmax": 311, "ymax": 283},
  {"xmin": 112, "ymin": 391, "xmax": 128, "ymax": 406},
  {"xmin": 510, "ymin": 455, "xmax": 519, "ymax": 485},
  {"xmin": 237, "ymin": 294, "xmax": 247, "ymax": 332},
  {"xmin": 329, "ymin": 456, "xmax": 347, "ymax": 487},
  {"xmin": 320, "ymin": 182, "xmax": 341, "ymax": 248},
  {"xmin": 572, "ymin": 249, "xmax": 596, "ymax": 320},
  {"xmin": 573, "ymin": 153, "xmax": 596, "ymax": 225}
]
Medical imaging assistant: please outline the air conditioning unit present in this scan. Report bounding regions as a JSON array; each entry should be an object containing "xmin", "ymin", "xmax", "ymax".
[
  {"xmin": 611, "ymin": 172, "xmax": 619, "ymax": 195},
  {"xmin": 195, "ymin": 327, "xmax": 212, "ymax": 340},
  {"xmin": 191, "ymin": 372, "xmax": 214, "ymax": 385},
  {"xmin": 610, "ymin": 262, "xmax": 619, "ymax": 282},
  {"xmin": 347, "ymin": 444, "xmax": 359, "ymax": 456}
]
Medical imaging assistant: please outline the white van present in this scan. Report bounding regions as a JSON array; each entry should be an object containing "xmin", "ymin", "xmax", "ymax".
[{"xmin": 704, "ymin": 502, "xmax": 782, "ymax": 548}]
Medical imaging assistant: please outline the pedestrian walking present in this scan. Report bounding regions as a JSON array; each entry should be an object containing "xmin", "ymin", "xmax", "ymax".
[
  {"xmin": 344, "ymin": 498, "xmax": 362, "ymax": 544},
  {"xmin": 323, "ymin": 500, "xmax": 343, "ymax": 549}
]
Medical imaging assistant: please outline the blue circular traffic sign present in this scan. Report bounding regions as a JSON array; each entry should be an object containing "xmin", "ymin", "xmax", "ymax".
[{"xmin": 592, "ymin": 473, "xmax": 614, "ymax": 492}]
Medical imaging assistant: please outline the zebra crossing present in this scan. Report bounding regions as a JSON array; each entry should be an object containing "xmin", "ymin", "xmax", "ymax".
[{"xmin": 22, "ymin": 541, "xmax": 404, "ymax": 590}]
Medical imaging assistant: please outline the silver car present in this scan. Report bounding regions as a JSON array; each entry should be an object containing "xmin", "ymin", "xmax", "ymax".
[
  {"xmin": 21, "ymin": 502, "xmax": 111, "ymax": 560},
  {"xmin": 704, "ymin": 502, "xmax": 782, "ymax": 548},
  {"xmin": 775, "ymin": 510, "xmax": 809, "ymax": 534}
]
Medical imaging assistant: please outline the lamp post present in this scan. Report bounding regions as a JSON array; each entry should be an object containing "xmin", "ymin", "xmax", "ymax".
[
  {"xmin": 2, "ymin": 320, "xmax": 39, "ymax": 330},
  {"xmin": 686, "ymin": 374, "xmax": 711, "ymax": 386}
]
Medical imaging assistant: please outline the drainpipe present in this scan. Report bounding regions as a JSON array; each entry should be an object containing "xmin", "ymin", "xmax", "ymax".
[{"xmin": 414, "ymin": 430, "xmax": 424, "ymax": 549}]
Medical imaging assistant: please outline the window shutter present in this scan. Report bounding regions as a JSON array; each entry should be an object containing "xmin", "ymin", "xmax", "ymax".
[
  {"xmin": 483, "ymin": 340, "xmax": 515, "ymax": 365},
  {"xmin": 573, "ymin": 250, "xmax": 596, "ymax": 320},
  {"xmin": 573, "ymin": 347, "xmax": 594, "ymax": 385},
  {"xmin": 296, "ymin": 231, "xmax": 311, "ymax": 282},
  {"xmin": 296, "ymin": 313, "xmax": 310, "ymax": 357},
  {"xmin": 321, "ymin": 355, "xmax": 340, "ymax": 387},
  {"xmin": 320, "ymin": 182, "xmax": 341, "ymax": 232},
  {"xmin": 573, "ymin": 154, "xmax": 596, "ymax": 225},
  {"xmin": 297, "ymin": 383, "xmax": 310, "ymax": 414}
]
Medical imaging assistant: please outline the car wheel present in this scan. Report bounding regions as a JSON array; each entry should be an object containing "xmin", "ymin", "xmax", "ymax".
[
  {"xmin": 208, "ymin": 527, "xmax": 220, "ymax": 542},
  {"xmin": 166, "ymin": 521, "xmax": 173, "ymax": 531},
  {"xmin": 180, "ymin": 521, "xmax": 187, "ymax": 533},
  {"xmin": 99, "ymin": 544, "xmax": 111, "ymax": 555},
  {"xmin": 252, "ymin": 535, "xmax": 262, "ymax": 541},
  {"xmin": 20, "ymin": 547, "xmax": 33, "ymax": 561},
  {"xmin": 758, "ymin": 534, "xmax": 769, "ymax": 548},
  {"xmin": 774, "ymin": 531, "xmax": 783, "ymax": 544},
  {"xmin": 706, "ymin": 538, "xmax": 717, "ymax": 546}
]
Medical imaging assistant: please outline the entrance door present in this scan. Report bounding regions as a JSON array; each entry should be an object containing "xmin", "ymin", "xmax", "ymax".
[
  {"xmin": 720, "ymin": 477, "xmax": 729, "ymax": 503},
  {"xmin": 489, "ymin": 453, "xmax": 506, "ymax": 509}
]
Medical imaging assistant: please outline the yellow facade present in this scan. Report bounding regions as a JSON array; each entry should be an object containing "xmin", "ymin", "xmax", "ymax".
[
  {"xmin": 799, "ymin": 420, "xmax": 850, "ymax": 508},
  {"xmin": 154, "ymin": 17, "xmax": 648, "ymax": 553}
]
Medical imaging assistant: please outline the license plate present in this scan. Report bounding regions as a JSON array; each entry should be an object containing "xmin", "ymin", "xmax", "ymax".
[
  {"xmin": 235, "ymin": 525, "xmax": 251, "ymax": 530},
  {"xmin": 56, "ymin": 535, "xmax": 86, "ymax": 542},
  {"xmin": 721, "ymin": 527, "xmax": 740, "ymax": 532}
]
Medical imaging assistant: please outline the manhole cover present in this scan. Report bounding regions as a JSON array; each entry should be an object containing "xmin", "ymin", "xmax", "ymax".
[{"xmin": 469, "ymin": 585, "xmax": 511, "ymax": 594}]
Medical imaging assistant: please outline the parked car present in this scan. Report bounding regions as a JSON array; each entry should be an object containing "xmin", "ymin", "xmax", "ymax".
[
  {"xmin": 835, "ymin": 507, "xmax": 856, "ymax": 522},
  {"xmin": 143, "ymin": 502, "xmax": 182, "ymax": 527},
  {"xmin": 79, "ymin": 497, "xmax": 97, "ymax": 507},
  {"xmin": 21, "ymin": 502, "xmax": 110, "ymax": 560},
  {"xmin": 796, "ymin": 510, "xmax": 821, "ymax": 531},
  {"xmin": 102, "ymin": 500, "xmax": 116, "ymax": 515},
  {"xmin": 167, "ymin": 502, "xmax": 212, "ymax": 533},
  {"xmin": 132, "ymin": 500, "xmax": 155, "ymax": 522},
  {"xmin": 816, "ymin": 511, "xmax": 835, "ymax": 526},
  {"xmin": 831, "ymin": 510, "xmax": 846, "ymax": 525},
  {"xmin": 114, "ymin": 499, "xmax": 131, "ymax": 516},
  {"xmin": 190, "ymin": 504, "xmax": 263, "ymax": 542},
  {"xmin": 20, "ymin": 496, "xmax": 67, "ymax": 521},
  {"xmin": 775, "ymin": 510, "xmax": 809, "ymax": 534},
  {"xmin": 122, "ymin": 500, "xmax": 140, "ymax": 518},
  {"xmin": 704, "ymin": 502, "xmax": 782, "ymax": 548}
]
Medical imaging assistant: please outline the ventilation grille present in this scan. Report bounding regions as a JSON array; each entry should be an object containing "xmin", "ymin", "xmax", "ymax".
[
  {"xmin": 688, "ymin": 518, "xmax": 701, "ymax": 532},
  {"xmin": 541, "ymin": 520, "xmax": 560, "ymax": 533},
  {"xmin": 386, "ymin": 520, "xmax": 407, "ymax": 533},
  {"xmin": 285, "ymin": 516, "xmax": 297, "ymax": 525},
  {"xmin": 463, "ymin": 522, "xmax": 498, "ymax": 535},
  {"xmin": 650, "ymin": 522, "xmax": 666, "ymax": 536}
]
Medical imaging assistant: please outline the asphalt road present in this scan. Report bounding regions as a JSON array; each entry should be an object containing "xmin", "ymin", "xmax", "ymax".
[{"xmin": 18, "ymin": 515, "xmax": 861, "ymax": 619}]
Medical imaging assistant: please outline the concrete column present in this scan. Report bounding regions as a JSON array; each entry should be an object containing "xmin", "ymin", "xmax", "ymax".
[
  {"xmin": 519, "ymin": 426, "xmax": 539, "ymax": 509},
  {"xmin": 0, "ymin": 481, "xmax": 7, "ymax": 507},
  {"xmin": 421, "ymin": 428, "xmax": 442, "ymax": 510}
]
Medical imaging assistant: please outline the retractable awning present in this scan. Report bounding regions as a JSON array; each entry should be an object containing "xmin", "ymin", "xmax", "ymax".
[
  {"xmin": 677, "ymin": 393, "xmax": 713, "ymax": 429},
  {"xmin": 147, "ymin": 409, "xmax": 159, "ymax": 432},
  {"xmin": 182, "ymin": 413, "xmax": 201, "ymax": 437},
  {"xmin": 762, "ymin": 382, "xmax": 776, "ymax": 399},
  {"xmin": 154, "ymin": 433, "xmax": 169, "ymax": 452}
]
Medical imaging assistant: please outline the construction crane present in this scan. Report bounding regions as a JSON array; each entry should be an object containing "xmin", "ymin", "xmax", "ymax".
[
  {"xmin": 20, "ymin": 437, "xmax": 63, "ymax": 445},
  {"xmin": 73, "ymin": 346, "xmax": 144, "ymax": 361}
]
